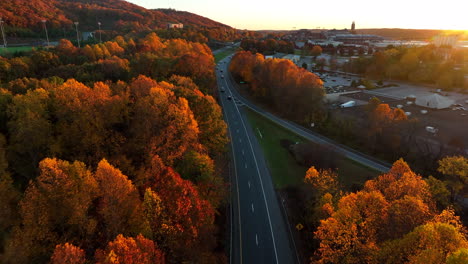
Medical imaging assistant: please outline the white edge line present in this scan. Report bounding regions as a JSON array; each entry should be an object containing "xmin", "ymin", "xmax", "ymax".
[
  {"xmin": 218, "ymin": 62, "xmax": 242, "ymax": 264},
  {"xmin": 225, "ymin": 78, "xmax": 280, "ymax": 264}
]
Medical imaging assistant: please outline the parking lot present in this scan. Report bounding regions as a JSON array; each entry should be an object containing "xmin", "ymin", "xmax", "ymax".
[
  {"xmin": 374, "ymin": 82, "xmax": 468, "ymax": 105},
  {"xmin": 315, "ymin": 72, "xmax": 360, "ymax": 93}
]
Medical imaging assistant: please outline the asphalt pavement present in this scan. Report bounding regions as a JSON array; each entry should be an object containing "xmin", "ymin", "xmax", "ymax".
[
  {"xmin": 216, "ymin": 58, "xmax": 297, "ymax": 264},
  {"xmin": 222, "ymin": 65, "xmax": 391, "ymax": 173},
  {"xmin": 218, "ymin": 52, "xmax": 391, "ymax": 264}
]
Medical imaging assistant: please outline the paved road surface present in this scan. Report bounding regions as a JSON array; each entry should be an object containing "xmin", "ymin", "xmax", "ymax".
[
  {"xmin": 220, "ymin": 61, "xmax": 391, "ymax": 173},
  {"xmin": 216, "ymin": 58, "xmax": 297, "ymax": 264}
]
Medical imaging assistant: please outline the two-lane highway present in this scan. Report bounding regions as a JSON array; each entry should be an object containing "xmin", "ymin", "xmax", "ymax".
[{"xmin": 216, "ymin": 58, "xmax": 296, "ymax": 264}]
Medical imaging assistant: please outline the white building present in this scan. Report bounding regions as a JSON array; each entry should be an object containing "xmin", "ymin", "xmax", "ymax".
[
  {"xmin": 167, "ymin": 23, "xmax": 183, "ymax": 29},
  {"xmin": 415, "ymin": 94, "xmax": 455, "ymax": 109}
]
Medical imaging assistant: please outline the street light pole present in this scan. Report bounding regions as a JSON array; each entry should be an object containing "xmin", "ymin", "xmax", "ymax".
[
  {"xmin": 97, "ymin": 22, "xmax": 102, "ymax": 43},
  {"xmin": 42, "ymin": 20, "xmax": 50, "ymax": 48},
  {"xmin": 74, "ymin": 21, "xmax": 80, "ymax": 48},
  {"xmin": 0, "ymin": 18, "xmax": 7, "ymax": 48}
]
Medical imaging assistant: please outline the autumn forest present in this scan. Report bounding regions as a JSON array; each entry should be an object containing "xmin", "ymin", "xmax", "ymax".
[
  {"xmin": 0, "ymin": 30, "xmax": 229, "ymax": 263},
  {"xmin": 1, "ymin": 0, "xmax": 468, "ymax": 263}
]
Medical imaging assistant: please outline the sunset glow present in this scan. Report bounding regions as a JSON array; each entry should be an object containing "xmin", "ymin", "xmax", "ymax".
[{"xmin": 128, "ymin": 0, "xmax": 467, "ymax": 30}]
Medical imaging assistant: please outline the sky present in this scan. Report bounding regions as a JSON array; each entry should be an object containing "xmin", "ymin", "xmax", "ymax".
[{"xmin": 127, "ymin": 0, "xmax": 467, "ymax": 31}]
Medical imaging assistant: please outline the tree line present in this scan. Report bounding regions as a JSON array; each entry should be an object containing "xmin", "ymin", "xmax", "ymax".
[
  {"xmin": 0, "ymin": 33, "xmax": 228, "ymax": 263},
  {"xmin": 240, "ymin": 38, "xmax": 294, "ymax": 55},
  {"xmin": 229, "ymin": 51, "xmax": 325, "ymax": 123},
  {"xmin": 342, "ymin": 45, "xmax": 467, "ymax": 90},
  {"xmin": 0, "ymin": 33, "xmax": 217, "ymax": 94}
]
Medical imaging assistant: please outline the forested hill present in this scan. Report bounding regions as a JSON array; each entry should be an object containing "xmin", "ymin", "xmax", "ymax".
[{"xmin": 0, "ymin": 0, "xmax": 234, "ymax": 40}]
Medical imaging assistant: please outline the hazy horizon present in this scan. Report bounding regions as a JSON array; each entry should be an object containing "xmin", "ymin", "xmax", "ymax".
[{"xmin": 127, "ymin": 0, "xmax": 467, "ymax": 31}]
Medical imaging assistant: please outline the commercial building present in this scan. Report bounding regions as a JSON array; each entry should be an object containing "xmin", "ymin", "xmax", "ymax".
[{"xmin": 333, "ymin": 34, "xmax": 384, "ymax": 44}]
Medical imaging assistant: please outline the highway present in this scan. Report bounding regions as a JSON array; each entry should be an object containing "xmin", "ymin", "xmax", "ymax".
[
  {"xmin": 220, "ymin": 60, "xmax": 391, "ymax": 173},
  {"xmin": 216, "ymin": 57, "xmax": 297, "ymax": 264}
]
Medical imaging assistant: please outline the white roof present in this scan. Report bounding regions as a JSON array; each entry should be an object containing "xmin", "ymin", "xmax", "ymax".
[
  {"xmin": 357, "ymin": 85, "xmax": 366, "ymax": 89},
  {"xmin": 415, "ymin": 94, "xmax": 455, "ymax": 109}
]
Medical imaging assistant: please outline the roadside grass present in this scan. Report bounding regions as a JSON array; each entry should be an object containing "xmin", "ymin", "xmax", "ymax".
[
  {"xmin": 214, "ymin": 46, "xmax": 238, "ymax": 63},
  {"xmin": 245, "ymin": 108, "xmax": 308, "ymax": 188},
  {"xmin": 0, "ymin": 46, "xmax": 34, "ymax": 55},
  {"xmin": 336, "ymin": 157, "xmax": 380, "ymax": 189},
  {"xmin": 245, "ymin": 108, "xmax": 380, "ymax": 189}
]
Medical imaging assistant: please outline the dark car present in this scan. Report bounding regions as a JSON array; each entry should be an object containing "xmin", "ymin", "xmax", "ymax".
[{"xmin": 227, "ymin": 96, "xmax": 232, "ymax": 100}]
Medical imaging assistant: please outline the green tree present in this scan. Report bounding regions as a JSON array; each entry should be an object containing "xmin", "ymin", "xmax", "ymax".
[
  {"xmin": 438, "ymin": 156, "xmax": 468, "ymax": 200},
  {"xmin": 7, "ymin": 88, "xmax": 52, "ymax": 181},
  {"xmin": 425, "ymin": 176, "xmax": 451, "ymax": 209}
]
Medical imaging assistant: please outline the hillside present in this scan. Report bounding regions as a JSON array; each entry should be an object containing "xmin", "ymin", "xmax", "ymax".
[{"xmin": 0, "ymin": 0, "xmax": 234, "ymax": 40}]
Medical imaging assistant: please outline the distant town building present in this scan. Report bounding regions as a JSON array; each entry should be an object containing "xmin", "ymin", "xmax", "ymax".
[
  {"xmin": 433, "ymin": 34, "xmax": 459, "ymax": 47},
  {"xmin": 282, "ymin": 54, "xmax": 300, "ymax": 64},
  {"xmin": 167, "ymin": 23, "xmax": 183, "ymax": 29},
  {"xmin": 351, "ymin": 21, "xmax": 356, "ymax": 33},
  {"xmin": 333, "ymin": 34, "xmax": 383, "ymax": 44},
  {"xmin": 373, "ymin": 40, "xmax": 429, "ymax": 49},
  {"xmin": 295, "ymin": 41, "xmax": 306, "ymax": 48},
  {"xmin": 82, "ymin": 32, "xmax": 95, "ymax": 41},
  {"xmin": 326, "ymin": 29, "xmax": 350, "ymax": 37},
  {"xmin": 307, "ymin": 40, "xmax": 343, "ymax": 47}
]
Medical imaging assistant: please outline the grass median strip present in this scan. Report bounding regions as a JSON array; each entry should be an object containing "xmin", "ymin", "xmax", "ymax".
[
  {"xmin": 214, "ymin": 46, "xmax": 238, "ymax": 63},
  {"xmin": 244, "ymin": 108, "xmax": 380, "ymax": 189},
  {"xmin": 245, "ymin": 108, "xmax": 307, "ymax": 188}
]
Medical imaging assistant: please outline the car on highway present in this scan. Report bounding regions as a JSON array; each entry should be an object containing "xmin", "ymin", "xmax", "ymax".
[
  {"xmin": 227, "ymin": 96, "xmax": 232, "ymax": 100},
  {"xmin": 221, "ymin": 75, "xmax": 224, "ymax": 78},
  {"xmin": 220, "ymin": 87, "xmax": 225, "ymax": 92}
]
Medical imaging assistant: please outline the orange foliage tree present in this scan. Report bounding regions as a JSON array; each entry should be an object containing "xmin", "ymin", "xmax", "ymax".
[
  {"xmin": 230, "ymin": 51, "xmax": 324, "ymax": 122},
  {"xmin": 313, "ymin": 159, "xmax": 439, "ymax": 263},
  {"xmin": 50, "ymin": 243, "xmax": 86, "ymax": 264},
  {"xmin": 94, "ymin": 159, "xmax": 144, "ymax": 241},
  {"xmin": 94, "ymin": 234, "xmax": 165, "ymax": 264},
  {"xmin": 141, "ymin": 156, "xmax": 216, "ymax": 262},
  {"xmin": 128, "ymin": 82, "xmax": 199, "ymax": 166},
  {"xmin": 304, "ymin": 166, "xmax": 339, "ymax": 195},
  {"xmin": 3, "ymin": 158, "xmax": 98, "ymax": 263}
]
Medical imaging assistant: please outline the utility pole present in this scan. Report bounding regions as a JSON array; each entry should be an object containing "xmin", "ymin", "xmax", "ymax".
[
  {"xmin": 42, "ymin": 20, "xmax": 50, "ymax": 48},
  {"xmin": 0, "ymin": 18, "xmax": 7, "ymax": 48},
  {"xmin": 74, "ymin": 21, "xmax": 80, "ymax": 48},
  {"xmin": 97, "ymin": 21, "xmax": 102, "ymax": 43}
]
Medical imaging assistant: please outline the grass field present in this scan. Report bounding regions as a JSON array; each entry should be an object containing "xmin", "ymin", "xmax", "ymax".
[
  {"xmin": 0, "ymin": 46, "xmax": 34, "ymax": 55},
  {"xmin": 245, "ymin": 109, "xmax": 380, "ymax": 189},
  {"xmin": 214, "ymin": 46, "xmax": 238, "ymax": 63}
]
